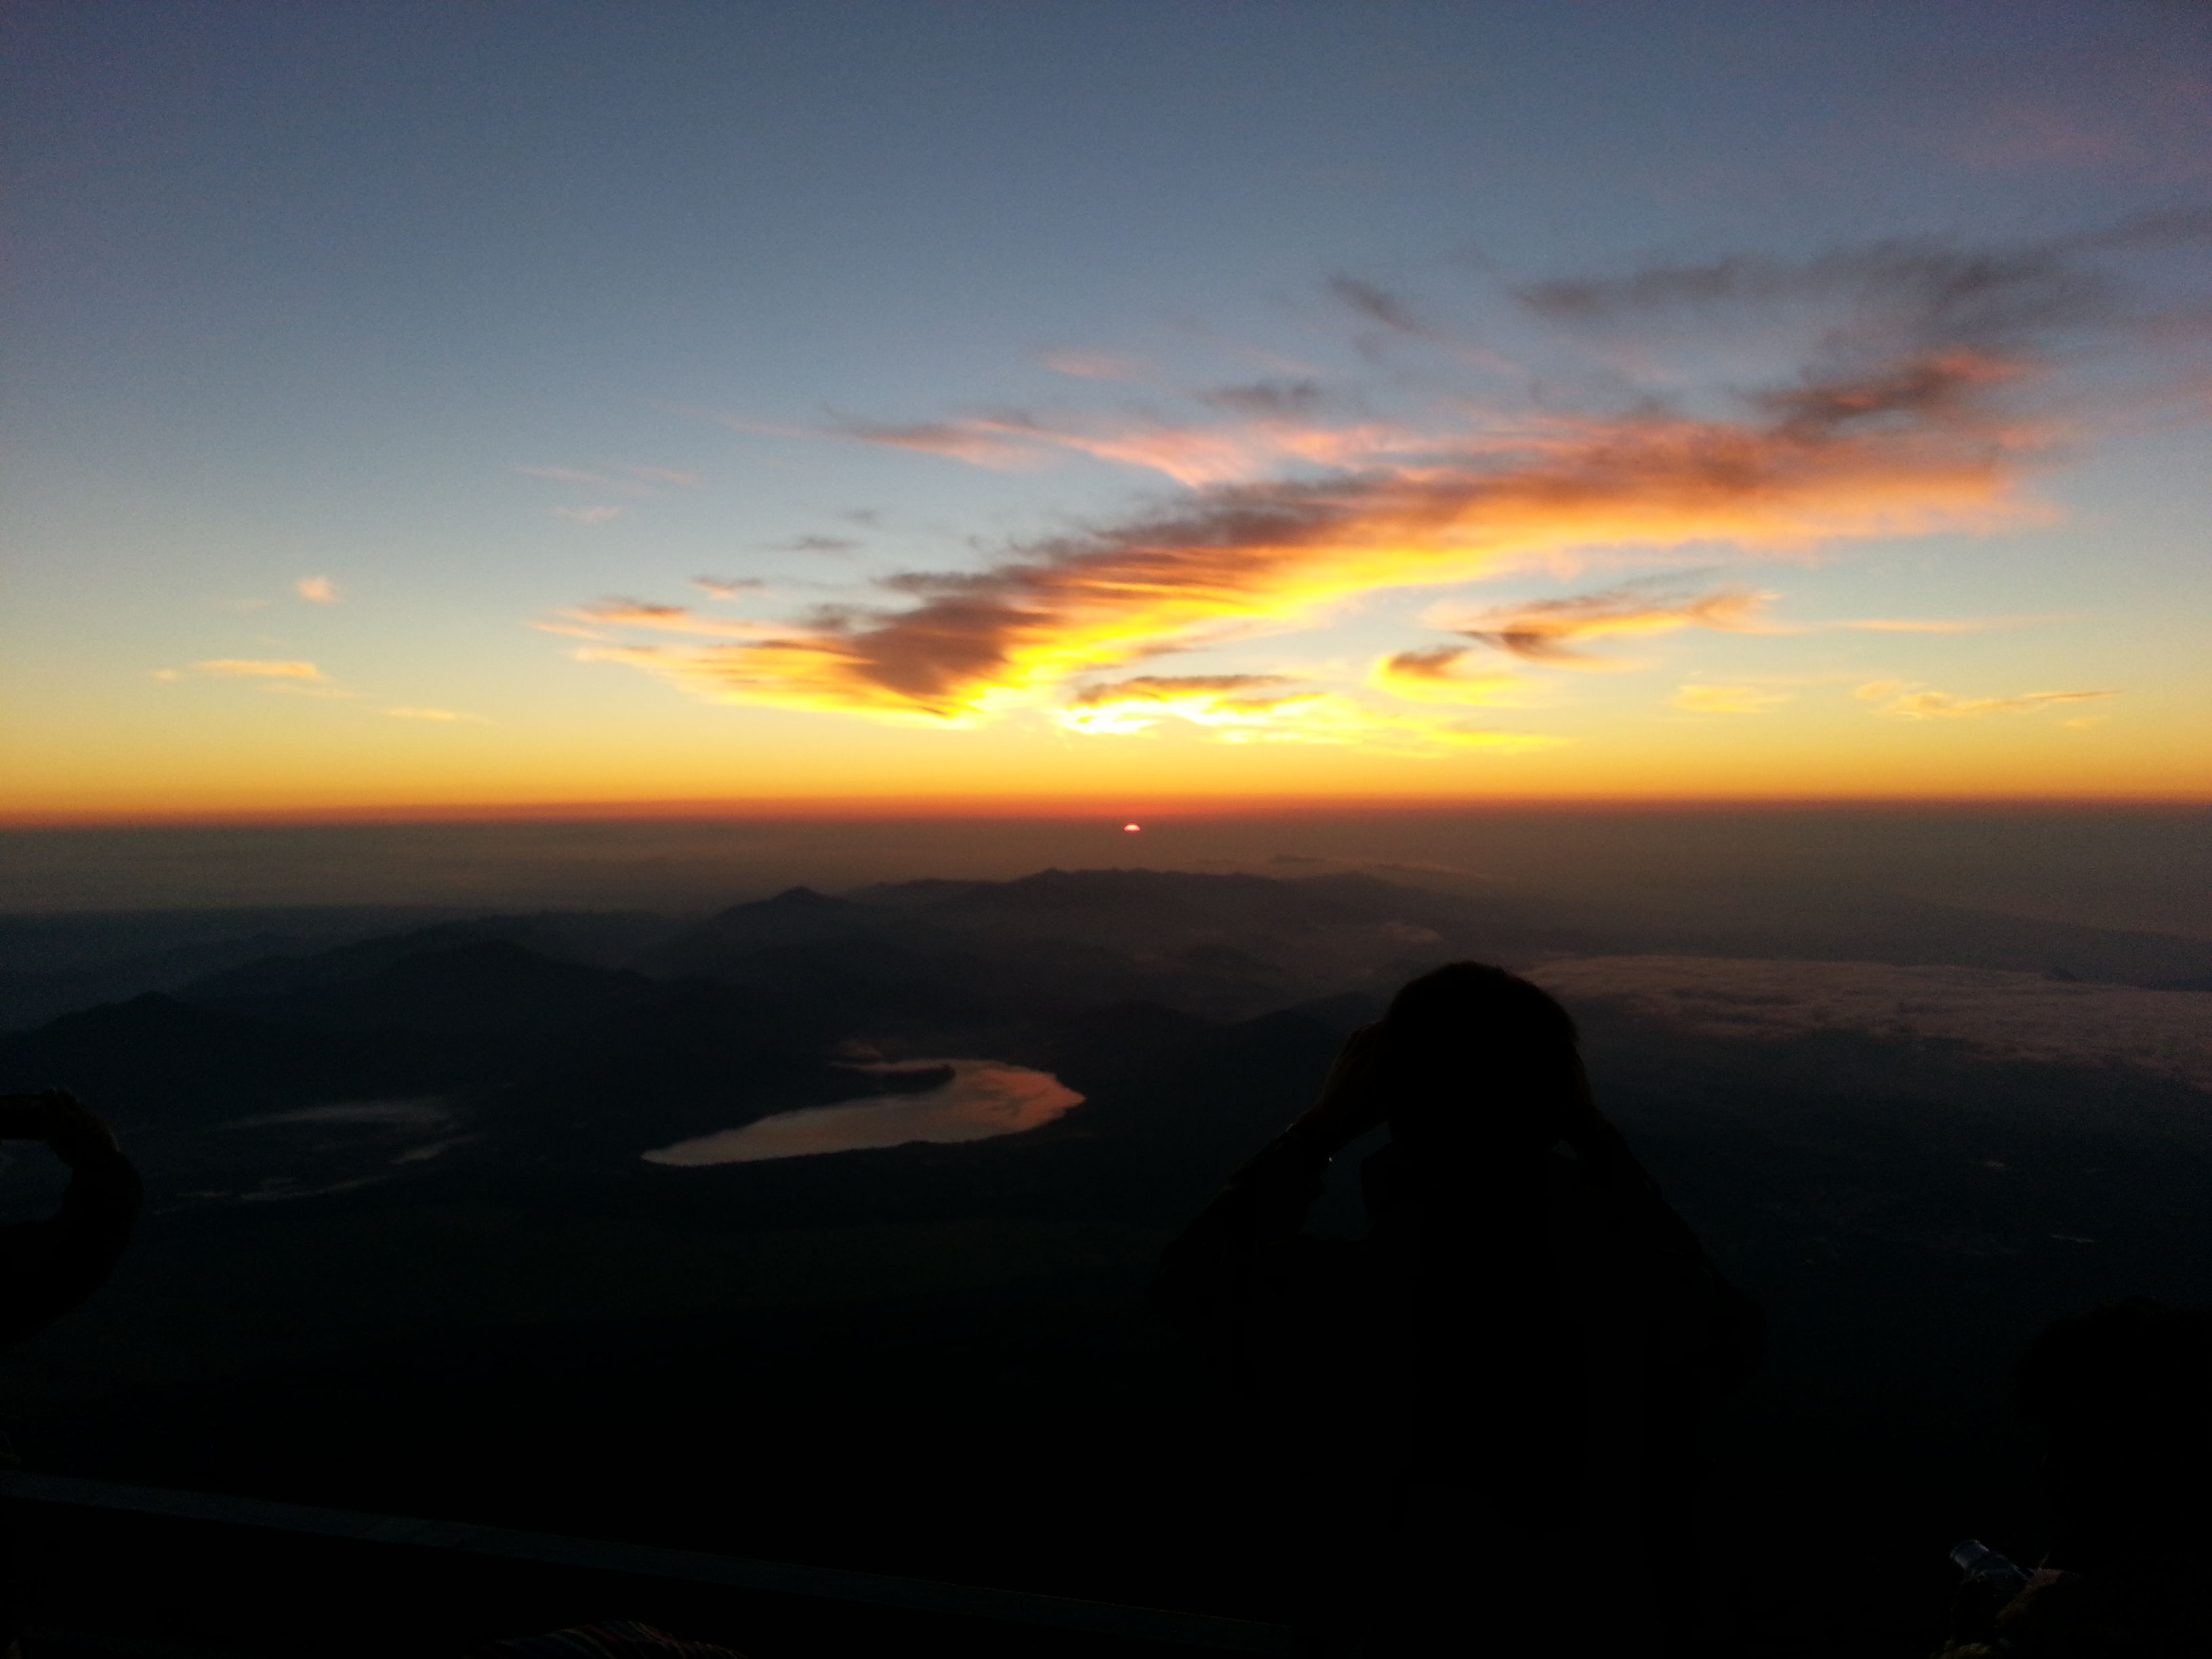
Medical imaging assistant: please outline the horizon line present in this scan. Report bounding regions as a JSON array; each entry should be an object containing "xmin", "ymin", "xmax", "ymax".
[{"xmin": 6, "ymin": 792, "xmax": 2209, "ymax": 832}]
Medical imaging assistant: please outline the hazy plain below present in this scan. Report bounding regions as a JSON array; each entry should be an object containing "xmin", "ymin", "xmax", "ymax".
[{"xmin": 5, "ymin": 805, "xmax": 2208, "ymax": 937}]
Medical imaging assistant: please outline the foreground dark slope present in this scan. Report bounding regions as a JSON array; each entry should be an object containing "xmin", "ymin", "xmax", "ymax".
[{"xmin": 0, "ymin": 867, "xmax": 2207, "ymax": 1655}]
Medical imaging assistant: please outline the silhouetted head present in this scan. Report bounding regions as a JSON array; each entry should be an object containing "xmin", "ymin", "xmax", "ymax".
[
  {"xmin": 1376, "ymin": 962, "xmax": 1591, "ymax": 1157},
  {"xmin": 2016, "ymin": 1298, "xmax": 2212, "ymax": 1566}
]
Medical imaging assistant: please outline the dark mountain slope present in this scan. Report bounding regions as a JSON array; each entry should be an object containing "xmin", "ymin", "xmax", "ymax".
[
  {"xmin": 0, "ymin": 994, "xmax": 335, "ymax": 1121},
  {"xmin": 180, "ymin": 912, "xmax": 679, "ymax": 1001},
  {"xmin": 206, "ymin": 941, "xmax": 663, "ymax": 1040},
  {"xmin": 634, "ymin": 887, "xmax": 895, "ymax": 978}
]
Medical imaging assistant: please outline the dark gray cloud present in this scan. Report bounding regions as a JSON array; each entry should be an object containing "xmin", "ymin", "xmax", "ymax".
[
  {"xmin": 1328, "ymin": 276, "xmax": 1425, "ymax": 334},
  {"xmin": 1197, "ymin": 380, "xmax": 1329, "ymax": 417}
]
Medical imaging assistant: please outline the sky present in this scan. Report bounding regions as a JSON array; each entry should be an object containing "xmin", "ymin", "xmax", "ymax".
[{"xmin": 4, "ymin": 1, "xmax": 2209, "ymax": 823}]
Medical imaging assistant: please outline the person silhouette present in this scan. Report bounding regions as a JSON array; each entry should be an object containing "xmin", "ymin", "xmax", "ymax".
[
  {"xmin": 1150, "ymin": 963, "xmax": 1762, "ymax": 1658},
  {"xmin": 0, "ymin": 1089, "xmax": 142, "ymax": 1652},
  {"xmin": 0, "ymin": 1090, "xmax": 141, "ymax": 1355}
]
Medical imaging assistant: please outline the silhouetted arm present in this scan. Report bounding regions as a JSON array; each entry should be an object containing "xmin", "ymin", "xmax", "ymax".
[
  {"xmin": 1149, "ymin": 1126, "xmax": 1345, "ymax": 1348},
  {"xmin": 0, "ymin": 1095, "xmax": 144, "ymax": 1353}
]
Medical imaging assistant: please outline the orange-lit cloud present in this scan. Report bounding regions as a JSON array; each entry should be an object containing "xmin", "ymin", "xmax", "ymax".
[
  {"xmin": 816, "ymin": 409, "xmax": 1439, "ymax": 487},
  {"xmin": 1440, "ymin": 583, "xmax": 1784, "ymax": 668},
  {"xmin": 579, "ymin": 383, "xmax": 2033, "ymax": 723},
  {"xmin": 548, "ymin": 599, "xmax": 796, "ymax": 642},
  {"xmin": 1672, "ymin": 684, "xmax": 1795, "ymax": 714},
  {"xmin": 1854, "ymin": 680, "xmax": 2118, "ymax": 719},
  {"xmin": 1055, "ymin": 674, "xmax": 1564, "ymax": 756},
  {"xmin": 577, "ymin": 228, "xmax": 2204, "ymax": 748},
  {"xmin": 186, "ymin": 659, "xmax": 328, "ymax": 680},
  {"xmin": 295, "ymin": 576, "xmax": 340, "ymax": 605},
  {"xmin": 1370, "ymin": 646, "xmax": 1530, "ymax": 705},
  {"xmin": 386, "ymin": 707, "xmax": 489, "ymax": 723}
]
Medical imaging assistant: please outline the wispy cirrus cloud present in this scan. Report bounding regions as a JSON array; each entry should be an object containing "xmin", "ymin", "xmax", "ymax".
[
  {"xmin": 1853, "ymin": 680, "xmax": 2118, "ymax": 719},
  {"xmin": 1328, "ymin": 276, "xmax": 1429, "ymax": 336},
  {"xmin": 518, "ymin": 463, "xmax": 699, "ymax": 494},
  {"xmin": 693, "ymin": 576, "xmax": 767, "ymax": 598},
  {"xmin": 572, "ymin": 222, "xmax": 2206, "ymax": 746},
  {"xmin": 555, "ymin": 506, "xmax": 625, "ymax": 525},
  {"xmin": 183, "ymin": 659, "xmax": 327, "ymax": 680},
  {"xmin": 1039, "ymin": 350, "xmax": 1148, "ymax": 381},
  {"xmin": 386, "ymin": 706, "xmax": 489, "ymax": 723},
  {"xmin": 1832, "ymin": 616, "xmax": 2026, "ymax": 633},
  {"xmin": 1437, "ymin": 582, "xmax": 1783, "ymax": 668},
  {"xmin": 547, "ymin": 599, "xmax": 792, "ymax": 640}
]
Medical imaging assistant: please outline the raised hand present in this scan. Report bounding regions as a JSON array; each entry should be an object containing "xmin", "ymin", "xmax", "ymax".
[{"xmin": 1284, "ymin": 1023, "xmax": 1389, "ymax": 1154}]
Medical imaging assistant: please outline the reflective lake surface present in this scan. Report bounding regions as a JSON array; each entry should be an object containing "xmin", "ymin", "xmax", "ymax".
[{"xmin": 641, "ymin": 1060, "xmax": 1086, "ymax": 1166}]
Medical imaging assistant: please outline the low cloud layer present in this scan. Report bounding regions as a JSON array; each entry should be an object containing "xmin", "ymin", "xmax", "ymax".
[
  {"xmin": 1528, "ymin": 955, "xmax": 2212, "ymax": 1093},
  {"xmin": 565, "ymin": 222, "xmax": 2205, "ymax": 744}
]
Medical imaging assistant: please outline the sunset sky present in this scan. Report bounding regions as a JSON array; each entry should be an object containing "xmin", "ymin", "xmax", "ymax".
[{"xmin": 5, "ymin": 1, "xmax": 2209, "ymax": 821}]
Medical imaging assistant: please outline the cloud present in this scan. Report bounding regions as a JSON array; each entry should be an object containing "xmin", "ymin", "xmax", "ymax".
[
  {"xmin": 520, "ymin": 464, "xmax": 695, "ymax": 495},
  {"xmin": 567, "ymin": 413, "xmax": 2019, "ymax": 716},
  {"xmin": 1853, "ymin": 681, "xmax": 2118, "ymax": 719},
  {"xmin": 1054, "ymin": 674, "xmax": 1564, "ymax": 756},
  {"xmin": 385, "ymin": 707, "xmax": 489, "ymax": 723},
  {"xmin": 693, "ymin": 576, "xmax": 767, "ymax": 598},
  {"xmin": 1513, "ymin": 237, "xmax": 2126, "ymax": 337},
  {"xmin": 1672, "ymin": 683, "xmax": 1795, "ymax": 714},
  {"xmin": 793, "ymin": 403, "xmax": 1439, "ymax": 488},
  {"xmin": 1328, "ymin": 276, "xmax": 1427, "ymax": 335},
  {"xmin": 1370, "ymin": 646, "xmax": 1529, "ymax": 706},
  {"xmin": 295, "ymin": 576, "xmax": 339, "ymax": 604},
  {"xmin": 773, "ymin": 535, "xmax": 861, "ymax": 554},
  {"xmin": 1525, "ymin": 956, "xmax": 2212, "ymax": 1094},
  {"xmin": 551, "ymin": 600, "xmax": 792, "ymax": 641},
  {"xmin": 1039, "ymin": 351, "xmax": 1147, "ymax": 380},
  {"xmin": 1197, "ymin": 380, "xmax": 1330, "ymax": 418},
  {"xmin": 189, "ymin": 659, "xmax": 327, "ymax": 681},
  {"xmin": 1442, "ymin": 583, "xmax": 1784, "ymax": 667},
  {"xmin": 1832, "ymin": 617, "xmax": 2013, "ymax": 634},
  {"xmin": 556, "ymin": 506, "xmax": 625, "ymax": 525},
  {"xmin": 575, "ymin": 224, "xmax": 2205, "ymax": 738},
  {"xmin": 818, "ymin": 419, "xmax": 1048, "ymax": 472}
]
